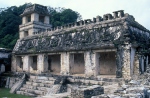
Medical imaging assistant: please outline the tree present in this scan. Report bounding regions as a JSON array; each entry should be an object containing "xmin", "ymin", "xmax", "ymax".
[
  {"xmin": 0, "ymin": 3, "xmax": 82, "ymax": 49},
  {"xmin": 48, "ymin": 7, "xmax": 82, "ymax": 27}
]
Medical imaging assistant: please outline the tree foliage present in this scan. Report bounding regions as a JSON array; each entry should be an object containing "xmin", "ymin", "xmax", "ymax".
[
  {"xmin": 0, "ymin": 3, "xmax": 82, "ymax": 49},
  {"xmin": 48, "ymin": 7, "xmax": 82, "ymax": 27}
]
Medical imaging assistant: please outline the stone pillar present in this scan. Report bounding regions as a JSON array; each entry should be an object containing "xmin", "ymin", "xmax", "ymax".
[
  {"xmin": 116, "ymin": 45, "xmax": 131, "ymax": 79},
  {"xmin": 31, "ymin": 13, "xmax": 39, "ymax": 22},
  {"xmin": 22, "ymin": 16, "xmax": 27, "ymax": 24},
  {"xmin": 28, "ymin": 29, "xmax": 34, "ymax": 36},
  {"xmin": 139, "ymin": 55, "xmax": 144, "ymax": 74},
  {"xmin": 44, "ymin": 16, "xmax": 49, "ymax": 24},
  {"xmin": 37, "ymin": 54, "xmax": 48, "ymax": 73},
  {"xmin": 19, "ymin": 31, "xmax": 24, "ymax": 39},
  {"xmin": 61, "ymin": 52, "xmax": 72, "ymax": 75},
  {"xmin": 84, "ymin": 51, "xmax": 99, "ymax": 77},
  {"xmin": 133, "ymin": 54, "xmax": 139, "ymax": 75},
  {"xmin": 130, "ymin": 47, "xmax": 136, "ymax": 75},
  {"xmin": 11, "ymin": 54, "xmax": 17, "ymax": 72},
  {"xmin": 23, "ymin": 56, "xmax": 31, "ymax": 72}
]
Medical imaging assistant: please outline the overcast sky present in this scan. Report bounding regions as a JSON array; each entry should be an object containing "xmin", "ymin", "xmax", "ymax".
[{"xmin": 0, "ymin": 0, "xmax": 150, "ymax": 30}]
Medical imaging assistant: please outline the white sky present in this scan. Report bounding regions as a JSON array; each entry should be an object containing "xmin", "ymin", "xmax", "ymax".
[{"xmin": 0, "ymin": 0, "xmax": 150, "ymax": 30}]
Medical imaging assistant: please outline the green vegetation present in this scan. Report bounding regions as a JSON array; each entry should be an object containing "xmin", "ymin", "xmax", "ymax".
[
  {"xmin": 0, "ymin": 88, "xmax": 31, "ymax": 98},
  {"xmin": 0, "ymin": 3, "xmax": 82, "ymax": 49}
]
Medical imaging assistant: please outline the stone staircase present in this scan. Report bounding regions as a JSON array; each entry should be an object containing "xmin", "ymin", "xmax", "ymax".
[
  {"xmin": 16, "ymin": 75, "xmax": 125, "ymax": 97},
  {"xmin": 16, "ymin": 75, "xmax": 57, "ymax": 97}
]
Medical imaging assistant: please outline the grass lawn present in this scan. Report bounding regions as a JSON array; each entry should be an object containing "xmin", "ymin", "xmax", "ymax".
[{"xmin": 0, "ymin": 88, "xmax": 31, "ymax": 98}]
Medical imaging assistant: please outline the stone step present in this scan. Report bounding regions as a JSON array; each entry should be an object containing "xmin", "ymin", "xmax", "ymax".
[
  {"xmin": 23, "ymin": 91, "xmax": 38, "ymax": 97},
  {"xmin": 29, "ymin": 78, "xmax": 55, "ymax": 83},
  {"xmin": 23, "ymin": 82, "xmax": 53, "ymax": 88},
  {"xmin": 16, "ymin": 91, "xmax": 24, "ymax": 95},
  {"xmin": 92, "ymin": 94, "xmax": 120, "ymax": 98},
  {"xmin": 26, "ymin": 81, "xmax": 32, "ymax": 85},
  {"xmin": 68, "ymin": 78, "xmax": 119, "ymax": 86},
  {"xmin": 37, "ymin": 87, "xmax": 49, "ymax": 91},
  {"xmin": 49, "ymin": 77, "xmax": 56, "ymax": 81},
  {"xmin": 24, "ymin": 88, "xmax": 45, "ymax": 95},
  {"xmin": 30, "ymin": 75, "xmax": 37, "ymax": 79},
  {"xmin": 21, "ymin": 85, "xmax": 46, "ymax": 92},
  {"xmin": 126, "ymin": 87, "xmax": 145, "ymax": 94},
  {"xmin": 16, "ymin": 90, "xmax": 37, "ymax": 97},
  {"xmin": 42, "ymin": 80, "xmax": 55, "ymax": 84},
  {"xmin": 42, "ymin": 92, "xmax": 70, "ymax": 98},
  {"xmin": 122, "ymin": 93, "xmax": 144, "ymax": 97},
  {"xmin": 97, "ymin": 77, "xmax": 124, "ymax": 82},
  {"xmin": 20, "ymin": 87, "xmax": 27, "ymax": 91},
  {"xmin": 23, "ymin": 85, "xmax": 37, "ymax": 90}
]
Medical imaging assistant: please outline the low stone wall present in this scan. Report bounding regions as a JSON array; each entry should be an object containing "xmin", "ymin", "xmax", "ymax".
[
  {"xmin": 5, "ymin": 73, "xmax": 25, "ymax": 88},
  {"xmin": 71, "ymin": 85, "xmax": 104, "ymax": 98},
  {"xmin": 9, "ymin": 77, "xmax": 19, "ymax": 88}
]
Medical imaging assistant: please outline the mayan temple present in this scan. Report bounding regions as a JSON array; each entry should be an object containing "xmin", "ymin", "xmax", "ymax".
[{"xmin": 8, "ymin": 4, "xmax": 150, "ymax": 97}]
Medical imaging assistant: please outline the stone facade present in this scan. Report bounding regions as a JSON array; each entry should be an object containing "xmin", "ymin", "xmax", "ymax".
[{"xmin": 12, "ymin": 4, "xmax": 150, "ymax": 80}]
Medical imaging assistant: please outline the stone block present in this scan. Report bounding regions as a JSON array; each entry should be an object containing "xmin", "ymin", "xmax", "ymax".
[
  {"xmin": 16, "ymin": 91, "xmax": 24, "ymax": 94},
  {"xmin": 26, "ymin": 82, "xmax": 32, "ymax": 85},
  {"xmin": 44, "ymin": 84, "xmax": 53, "ymax": 87},
  {"xmin": 126, "ymin": 87, "xmax": 145, "ymax": 94},
  {"xmin": 67, "ymin": 78, "xmax": 74, "ymax": 82},
  {"xmin": 30, "ymin": 76, "xmax": 37, "ymax": 79},
  {"xmin": 37, "ymin": 87, "xmax": 47, "ymax": 91},
  {"xmin": 37, "ymin": 76, "xmax": 48, "ymax": 80},
  {"xmin": 20, "ymin": 87, "xmax": 26, "ymax": 91},
  {"xmin": 71, "ymin": 85, "xmax": 104, "ymax": 98},
  {"xmin": 39, "ymin": 83, "xmax": 45, "ymax": 87},
  {"xmin": 48, "ymin": 77, "xmax": 55, "ymax": 81},
  {"xmin": 84, "ymin": 80, "xmax": 90, "ymax": 84},
  {"xmin": 32, "ymin": 83, "xmax": 40, "ymax": 86},
  {"xmin": 34, "ymin": 90, "xmax": 44, "ymax": 95},
  {"xmin": 42, "ymin": 80, "xmax": 54, "ymax": 84}
]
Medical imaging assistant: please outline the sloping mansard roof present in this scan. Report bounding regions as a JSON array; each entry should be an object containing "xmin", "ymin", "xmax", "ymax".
[
  {"xmin": 13, "ymin": 10, "xmax": 150, "ymax": 54},
  {"xmin": 20, "ymin": 4, "xmax": 50, "ymax": 17}
]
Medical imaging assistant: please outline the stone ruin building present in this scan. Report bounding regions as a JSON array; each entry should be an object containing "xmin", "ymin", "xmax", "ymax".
[
  {"xmin": 0, "ymin": 48, "xmax": 11, "ymax": 87},
  {"xmin": 10, "ymin": 4, "xmax": 150, "ymax": 98},
  {"xmin": 0, "ymin": 48, "xmax": 11, "ymax": 74}
]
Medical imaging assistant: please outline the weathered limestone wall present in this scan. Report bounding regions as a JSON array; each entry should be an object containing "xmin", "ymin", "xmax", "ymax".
[
  {"xmin": 99, "ymin": 52, "xmax": 116, "ymax": 75},
  {"xmin": 31, "ymin": 13, "xmax": 39, "ymax": 22},
  {"xmin": 23, "ymin": 56, "xmax": 31, "ymax": 72},
  {"xmin": 133, "ymin": 54, "xmax": 139, "ymax": 75},
  {"xmin": 19, "ymin": 31, "xmax": 24, "ymax": 39},
  {"xmin": 22, "ymin": 16, "xmax": 26, "ymax": 24},
  {"xmin": 121, "ymin": 45, "xmax": 131, "ymax": 80},
  {"xmin": 15, "ymin": 20, "xmax": 123, "ymax": 54},
  {"xmin": 19, "ymin": 21, "xmax": 51, "ymax": 38},
  {"xmin": 130, "ymin": 47, "xmax": 136, "ymax": 75},
  {"xmin": 84, "ymin": 51, "xmax": 98, "ymax": 77},
  {"xmin": 48, "ymin": 54, "xmax": 61, "ymax": 73},
  {"xmin": 28, "ymin": 29, "xmax": 34, "ymax": 36},
  {"xmin": 70, "ymin": 53, "xmax": 85, "ymax": 74},
  {"xmin": 60, "ymin": 52, "xmax": 72, "ymax": 75},
  {"xmin": 37, "ymin": 54, "xmax": 48, "ymax": 73},
  {"xmin": 44, "ymin": 16, "xmax": 49, "ymax": 24}
]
